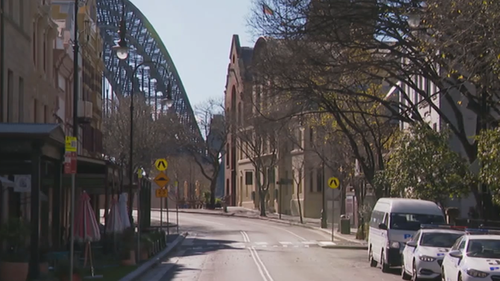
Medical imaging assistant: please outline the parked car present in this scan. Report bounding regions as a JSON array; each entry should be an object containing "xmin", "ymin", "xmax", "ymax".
[
  {"xmin": 367, "ymin": 198, "xmax": 446, "ymax": 272},
  {"xmin": 401, "ymin": 224, "xmax": 464, "ymax": 280}
]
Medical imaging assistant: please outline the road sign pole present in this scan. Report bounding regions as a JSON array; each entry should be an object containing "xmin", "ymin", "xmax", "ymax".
[
  {"xmin": 279, "ymin": 184, "xmax": 282, "ymax": 220},
  {"xmin": 166, "ymin": 196, "xmax": 170, "ymax": 237},
  {"xmin": 160, "ymin": 192, "xmax": 163, "ymax": 230},
  {"xmin": 137, "ymin": 179, "xmax": 141, "ymax": 263},
  {"xmin": 332, "ymin": 189, "xmax": 335, "ymax": 242}
]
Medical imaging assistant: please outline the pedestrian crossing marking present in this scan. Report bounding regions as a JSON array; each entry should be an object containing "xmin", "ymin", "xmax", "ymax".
[{"xmin": 182, "ymin": 240, "xmax": 325, "ymax": 249}]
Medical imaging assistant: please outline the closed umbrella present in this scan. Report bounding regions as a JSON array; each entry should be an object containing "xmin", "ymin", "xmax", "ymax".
[
  {"xmin": 119, "ymin": 193, "xmax": 131, "ymax": 229},
  {"xmin": 106, "ymin": 199, "xmax": 125, "ymax": 234},
  {"xmin": 73, "ymin": 191, "xmax": 101, "ymax": 278}
]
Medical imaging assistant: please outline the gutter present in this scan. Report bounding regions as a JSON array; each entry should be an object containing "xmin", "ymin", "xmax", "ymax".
[{"xmin": 0, "ymin": 0, "xmax": 4, "ymax": 122}]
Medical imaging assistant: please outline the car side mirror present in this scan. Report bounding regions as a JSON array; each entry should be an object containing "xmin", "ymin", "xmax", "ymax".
[
  {"xmin": 406, "ymin": 241, "xmax": 417, "ymax": 248},
  {"xmin": 449, "ymin": 250, "xmax": 462, "ymax": 259},
  {"xmin": 378, "ymin": 223, "xmax": 388, "ymax": 230}
]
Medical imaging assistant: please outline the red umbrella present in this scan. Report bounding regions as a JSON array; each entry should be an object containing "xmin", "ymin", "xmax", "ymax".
[{"xmin": 73, "ymin": 191, "xmax": 101, "ymax": 242}]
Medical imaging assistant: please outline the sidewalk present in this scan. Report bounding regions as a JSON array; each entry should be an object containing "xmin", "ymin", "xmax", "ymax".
[{"xmin": 156, "ymin": 207, "xmax": 368, "ymax": 249}]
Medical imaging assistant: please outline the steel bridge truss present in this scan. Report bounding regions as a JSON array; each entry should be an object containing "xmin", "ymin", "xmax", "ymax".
[{"xmin": 96, "ymin": 0, "xmax": 201, "ymax": 142}]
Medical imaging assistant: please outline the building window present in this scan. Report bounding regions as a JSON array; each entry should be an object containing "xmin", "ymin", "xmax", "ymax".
[
  {"xmin": 34, "ymin": 99, "xmax": 38, "ymax": 123},
  {"xmin": 268, "ymin": 168, "xmax": 275, "ymax": 185},
  {"xmin": 226, "ymin": 144, "xmax": 230, "ymax": 165},
  {"xmin": 18, "ymin": 77, "xmax": 24, "ymax": 122},
  {"xmin": 316, "ymin": 168, "xmax": 323, "ymax": 192},
  {"xmin": 309, "ymin": 170, "xmax": 314, "ymax": 192},
  {"xmin": 32, "ymin": 23, "xmax": 36, "ymax": 66},
  {"xmin": 43, "ymin": 36, "xmax": 47, "ymax": 72},
  {"xmin": 309, "ymin": 127, "xmax": 314, "ymax": 148},
  {"xmin": 245, "ymin": 172, "xmax": 253, "ymax": 185},
  {"xmin": 7, "ymin": 70, "xmax": 13, "ymax": 122}
]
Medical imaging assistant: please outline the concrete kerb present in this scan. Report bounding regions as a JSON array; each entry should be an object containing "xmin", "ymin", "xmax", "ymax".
[
  {"xmin": 173, "ymin": 209, "xmax": 367, "ymax": 247},
  {"xmin": 119, "ymin": 232, "xmax": 188, "ymax": 281}
]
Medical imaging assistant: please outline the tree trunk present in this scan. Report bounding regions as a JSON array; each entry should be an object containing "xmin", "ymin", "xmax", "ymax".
[
  {"xmin": 296, "ymin": 187, "xmax": 303, "ymax": 224},
  {"xmin": 208, "ymin": 181, "xmax": 216, "ymax": 209},
  {"xmin": 259, "ymin": 190, "xmax": 267, "ymax": 217}
]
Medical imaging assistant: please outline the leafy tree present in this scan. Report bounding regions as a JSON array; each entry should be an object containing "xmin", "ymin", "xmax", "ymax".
[
  {"xmin": 477, "ymin": 128, "xmax": 500, "ymax": 205},
  {"xmin": 378, "ymin": 123, "xmax": 472, "ymax": 206},
  {"xmin": 176, "ymin": 98, "xmax": 227, "ymax": 209},
  {"xmin": 103, "ymin": 95, "xmax": 179, "ymax": 219},
  {"xmin": 248, "ymin": 0, "xmax": 500, "ymax": 214},
  {"xmin": 237, "ymin": 114, "xmax": 285, "ymax": 216}
]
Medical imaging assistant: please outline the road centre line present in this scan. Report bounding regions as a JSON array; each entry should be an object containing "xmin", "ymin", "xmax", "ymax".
[
  {"xmin": 241, "ymin": 231, "xmax": 251, "ymax": 242},
  {"xmin": 249, "ymin": 246, "xmax": 274, "ymax": 281}
]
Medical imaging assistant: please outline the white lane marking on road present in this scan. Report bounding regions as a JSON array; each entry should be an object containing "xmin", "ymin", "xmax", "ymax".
[
  {"xmin": 304, "ymin": 245, "xmax": 310, "ymax": 248},
  {"xmin": 301, "ymin": 241, "xmax": 317, "ymax": 245},
  {"xmin": 273, "ymin": 245, "xmax": 278, "ymax": 248},
  {"xmin": 255, "ymin": 242, "xmax": 268, "ymax": 245},
  {"xmin": 278, "ymin": 227, "xmax": 308, "ymax": 241},
  {"xmin": 318, "ymin": 241, "xmax": 336, "ymax": 247},
  {"xmin": 249, "ymin": 246, "xmax": 274, "ymax": 281},
  {"xmin": 279, "ymin": 241, "xmax": 292, "ymax": 245},
  {"xmin": 241, "ymin": 231, "xmax": 251, "ymax": 242}
]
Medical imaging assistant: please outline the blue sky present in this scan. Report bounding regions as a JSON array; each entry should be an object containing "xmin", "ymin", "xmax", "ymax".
[{"xmin": 131, "ymin": 0, "xmax": 256, "ymax": 108}]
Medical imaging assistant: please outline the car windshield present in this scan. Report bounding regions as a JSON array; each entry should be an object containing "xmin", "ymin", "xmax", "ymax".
[
  {"xmin": 390, "ymin": 213, "xmax": 445, "ymax": 231},
  {"xmin": 467, "ymin": 239, "xmax": 500, "ymax": 259},
  {"xmin": 420, "ymin": 233, "xmax": 463, "ymax": 247}
]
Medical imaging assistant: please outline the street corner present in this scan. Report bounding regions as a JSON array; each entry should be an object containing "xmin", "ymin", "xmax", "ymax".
[{"xmin": 318, "ymin": 240, "xmax": 368, "ymax": 250}]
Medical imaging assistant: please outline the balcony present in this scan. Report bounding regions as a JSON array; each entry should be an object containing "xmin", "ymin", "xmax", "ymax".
[{"xmin": 78, "ymin": 100, "xmax": 93, "ymax": 124}]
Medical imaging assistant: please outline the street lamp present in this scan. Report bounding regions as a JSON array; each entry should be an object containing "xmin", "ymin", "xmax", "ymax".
[{"xmin": 114, "ymin": 0, "xmax": 129, "ymax": 60}]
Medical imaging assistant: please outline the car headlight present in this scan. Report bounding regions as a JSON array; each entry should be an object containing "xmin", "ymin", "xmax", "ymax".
[
  {"xmin": 466, "ymin": 269, "xmax": 489, "ymax": 278},
  {"xmin": 419, "ymin": 255, "xmax": 436, "ymax": 262},
  {"xmin": 389, "ymin": 241, "xmax": 400, "ymax": 248}
]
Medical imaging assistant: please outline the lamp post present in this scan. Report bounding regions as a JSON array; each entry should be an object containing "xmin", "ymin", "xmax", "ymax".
[
  {"xmin": 69, "ymin": 1, "xmax": 83, "ymax": 280},
  {"xmin": 114, "ymin": 0, "xmax": 174, "ymax": 263}
]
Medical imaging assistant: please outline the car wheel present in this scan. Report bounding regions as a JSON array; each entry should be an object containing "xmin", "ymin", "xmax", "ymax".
[
  {"xmin": 458, "ymin": 273, "xmax": 462, "ymax": 281},
  {"xmin": 401, "ymin": 259, "xmax": 411, "ymax": 280},
  {"xmin": 381, "ymin": 250, "xmax": 390, "ymax": 273},
  {"xmin": 412, "ymin": 260, "xmax": 420, "ymax": 281},
  {"xmin": 441, "ymin": 267, "xmax": 445, "ymax": 281},
  {"xmin": 369, "ymin": 247, "xmax": 377, "ymax": 267}
]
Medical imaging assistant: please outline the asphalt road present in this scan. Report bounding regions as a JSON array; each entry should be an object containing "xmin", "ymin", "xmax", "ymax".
[{"xmin": 140, "ymin": 211, "xmax": 402, "ymax": 281}]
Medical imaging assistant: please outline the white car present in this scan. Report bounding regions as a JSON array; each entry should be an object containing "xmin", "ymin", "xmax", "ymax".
[
  {"xmin": 401, "ymin": 225, "xmax": 464, "ymax": 280},
  {"xmin": 442, "ymin": 229, "xmax": 500, "ymax": 281}
]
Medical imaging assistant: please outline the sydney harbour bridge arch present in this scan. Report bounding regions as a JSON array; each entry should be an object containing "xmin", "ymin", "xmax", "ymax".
[{"xmin": 96, "ymin": 0, "xmax": 201, "ymax": 141}]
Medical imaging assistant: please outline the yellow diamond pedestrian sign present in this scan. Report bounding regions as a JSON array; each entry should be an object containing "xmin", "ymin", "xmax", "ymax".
[
  {"xmin": 154, "ymin": 172, "xmax": 170, "ymax": 188},
  {"xmin": 154, "ymin": 158, "xmax": 168, "ymax": 171}
]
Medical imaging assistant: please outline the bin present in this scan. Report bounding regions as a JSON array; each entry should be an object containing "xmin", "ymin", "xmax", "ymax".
[{"xmin": 340, "ymin": 216, "xmax": 351, "ymax": 235}]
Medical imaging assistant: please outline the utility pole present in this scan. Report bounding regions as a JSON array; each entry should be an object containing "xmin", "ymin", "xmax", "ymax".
[{"xmin": 69, "ymin": 0, "xmax": 80, "ymax": 280}]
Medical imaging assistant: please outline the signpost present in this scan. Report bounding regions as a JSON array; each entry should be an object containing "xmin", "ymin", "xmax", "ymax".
[
  {"xmin": 64, "ymin": 137, "xmax": 77, "ymax": 174},
  {"xmin": 328, "ymin": 177, "xmax": 340, "ymax": 242},
  {"xmin": 154, "ymin": 159, "xmax": 169, "ymax": 233},
  {"xmin": 136, "ymin": 168, "xmax": 143, "ymax": 263},
  {"xmin": 65, "ymin": 136, "xmax": 77, "ymax": 281}
]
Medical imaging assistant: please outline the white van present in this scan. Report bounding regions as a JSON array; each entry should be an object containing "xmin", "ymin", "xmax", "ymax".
[{"xmin": 367, "ymin": 198, "xmax": 445, "ymax": 273}]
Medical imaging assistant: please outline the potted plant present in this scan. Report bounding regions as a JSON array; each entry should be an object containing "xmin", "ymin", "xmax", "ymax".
[
  {"xmin": 53, "ymin": 259, "xmax": 84, "ymax": 281},
  {"xmin": 0, "ymin": 217, "xmax": 30, "ymax": 281},
  {"xmin": 120, "ymin": 227, "xmax": 136, "ymax": 266}
]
